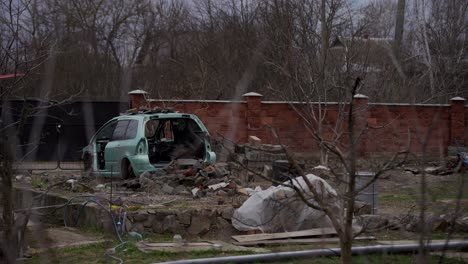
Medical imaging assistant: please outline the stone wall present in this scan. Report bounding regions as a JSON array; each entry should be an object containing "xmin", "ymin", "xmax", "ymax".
[{"xmin": 125, "ymin": 207, "xmax": 236, "ymax": 237}]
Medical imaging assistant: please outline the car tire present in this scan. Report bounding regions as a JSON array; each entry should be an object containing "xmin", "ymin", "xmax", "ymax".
[{"xmin": 121, "ymin": 159, "xmax": 136, "ymax": 179}]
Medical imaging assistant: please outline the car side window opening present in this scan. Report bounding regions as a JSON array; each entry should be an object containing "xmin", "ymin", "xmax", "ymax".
[
  {"xmin": 125, "ymin": 120, "xmax": 139, "ymax": 139},
  {"xmin": 145, "ymin": 120, "xmax": 159, "ymax": 138},
  {"xmin": 147, "ymin": 118, "xmax": 205, "ymax": 164},
  {"xmin": 96, "ymin": 121, "xmax": 117, "ymax": 140},
  {"xmin": 112, "ymin": 120, "xmax": 130, "ymax": 141}
]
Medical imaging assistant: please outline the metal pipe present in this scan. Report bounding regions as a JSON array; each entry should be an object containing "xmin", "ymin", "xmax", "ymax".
[{"xmin": 154, "ymin": 240, "xmax": 468, "ymax": 264}]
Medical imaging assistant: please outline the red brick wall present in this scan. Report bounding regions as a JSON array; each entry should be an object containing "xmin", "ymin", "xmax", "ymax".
[{"xmin": 135, "ymin": 95, "xmax": 465, "ymax": 158}]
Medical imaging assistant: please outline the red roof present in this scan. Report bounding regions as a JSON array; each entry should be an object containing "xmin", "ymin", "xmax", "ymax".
[{"xmin": 0, "ymin": 73, "xmax": 24, "ymax": 80}]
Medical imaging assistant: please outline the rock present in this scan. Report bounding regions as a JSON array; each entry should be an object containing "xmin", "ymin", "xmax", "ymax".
[
  {"xmin": 133, "ymin": 212, "xmax": 149, "ymax": 222},
  {"xmin": 133, "ymin": 222, "xmax": 146, "ymax": 234},
  {"xmin": 162, "ymin": 183, "xmax": 174, "ymax": 195},
  {"xmin": 359, "ymin": 214, "xmax": 389, "ymax": 231},
  {"xmin": 177, "ymin": 211, "xmax": 192, "ymax": 225},
  {"xmin": 404, "ymin": 167, "xmax": 420, "ymax": 174},
  {"xmin": 214, "ymin": 163, "xmax": 229, "ymax": 178},
  {"xmin": 96, "ymin": 184, "xmax": 105, "ymax": 190},
  {"xmin": 424, "ymin": 166, "xmax": 443, "ymax": 174},
  {"xmin": 151, "ymin": 218, "xmax": 164, "ymax": 233},
  {"xmin": 221, "ymin": 207, "xmax": 234, "ymax": 220},
  {"xmin": 173, "ymin": 185, "xmax": 187, "ymax": 195},
  {"xmin": 216, "ymin": 190, "xmax": 228, "ymax": 196},
  {"xmin": 431, "ymin": 215, "xmax": 449, "ymax": 232},
  {"xmin": 128, "ymin": 231, "xmax": 143, "ymax": 241},
  {"xmin": 187, "ymin": 211, "xmax": 212, "ymax": 235},
  {"xmin": 143, "ymin": 215, "xmax": 155, "ymax": 228},
  {"xmin": 163, "ymin": 215, "xmax": 182, "ymax": 233},
  {"xmin": 125, "ymin": 218, "xmax": 133, "ymax": 232},
  {"xmin": 15, "ymin": 175, "xmax": 25, "ymax": 182}
]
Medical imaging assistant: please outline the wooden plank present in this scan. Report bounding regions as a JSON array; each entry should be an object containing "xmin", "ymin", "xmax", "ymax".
[
  {"xmin": 232, "ymin": 227, "xmax": 339, "ymax": 243},
  {"xmin": 232, "ymin": 226, "xmax": 362, "ymax": 243},
  {"xmin": 233, "ymin": 236, "xmax": 375, "ymax": 247},
  {"xmin": 141, "ymin": 242, "xmax": 213, "ymax": 247}
]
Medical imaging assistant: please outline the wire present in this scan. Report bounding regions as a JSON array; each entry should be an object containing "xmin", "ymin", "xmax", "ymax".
[{"xmin": 60, "ymin": 194, "xmax": 129, "ymax": 263}]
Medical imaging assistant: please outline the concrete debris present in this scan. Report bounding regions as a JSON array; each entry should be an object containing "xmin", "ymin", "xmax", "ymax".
[
  {"xmin": 119, "ymin": 160, "xmax": 235, "ymax": 197},
  {"xmin": 313, "ymin": 165, "xmax": 330, "ymax": 170},
  {"xmin": 15, "ymin": 175, "xmax": 25, "ymax": 182},
  {"xmin": 208, "ymin": 182, "xmax": 229, "ymax": 191},
  {"xmin": 404, "ymin": 167, "xmax": 420, "ymax": 174},
  {"xmin": 248, "ymin": 136, "xmax": 262, "ymax": 148},
  {"xmin": 424, "ymin": 166, "xmax": 443, "ymax": 174}
]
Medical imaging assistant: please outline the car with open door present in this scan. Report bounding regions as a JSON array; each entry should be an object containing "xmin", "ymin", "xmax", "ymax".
[{"xmin": 81, "ymin": 109, "xmax": 216, "ymax": 178}]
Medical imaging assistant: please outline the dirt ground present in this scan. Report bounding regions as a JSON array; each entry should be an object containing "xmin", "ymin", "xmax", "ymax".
[{"xmin": 378, "ymin": 170, "xmax": 468, "ymax": 216}]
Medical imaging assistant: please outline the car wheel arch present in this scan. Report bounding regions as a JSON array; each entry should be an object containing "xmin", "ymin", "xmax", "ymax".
[{"xmin": 121, "ymin": 157, "xmax": 136, "ymax": 179}]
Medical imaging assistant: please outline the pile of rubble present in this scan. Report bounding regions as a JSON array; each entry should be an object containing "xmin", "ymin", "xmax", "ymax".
[{"xmin": 119, "ymin": 159, "xmax": 249, "ymax": 199}]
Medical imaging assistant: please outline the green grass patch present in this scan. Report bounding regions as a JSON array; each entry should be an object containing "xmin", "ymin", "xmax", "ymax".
[
  {"xmin": 25, "ymin": 240, "xmax": 468, "ymax": 264},
  {"xmin": 25, "ymin": 240, "xmax": 255, "ymax": 264}
]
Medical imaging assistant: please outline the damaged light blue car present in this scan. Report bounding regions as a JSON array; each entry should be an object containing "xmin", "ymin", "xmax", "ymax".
[{"xmin": 82, "ymin": 109, "xmax": 216, "ymax": 178}]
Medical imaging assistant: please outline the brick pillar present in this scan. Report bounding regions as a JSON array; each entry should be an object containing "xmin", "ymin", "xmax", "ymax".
[
  {"xmin": 450, "ymin": 97, "xmax": 466, "ymax": 145},
  {"xmin": 352, "ymin": 94, "xmax": 369, "ymax": 156},
  {"xmin": 243, "ymin": 92, "xmax": 263, "ymax": 141},
  {"xmin": 128, "ymin": 89, "xmax": 148, "ymax": 109}
]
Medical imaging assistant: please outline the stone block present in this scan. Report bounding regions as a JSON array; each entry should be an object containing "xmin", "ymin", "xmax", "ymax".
[
  {"xmin": 133, "ymin": 212, "xmax": 149, "ymax": 222},
  {"xmin": 248, "ymin": 136, "xmax": 262, "ymax": 148},
  {"xmin": 163, "ymin": 215, "xmax": 182, "ymax": 233},
  {"xmin": 177, "ymin": 210, "xmax": 192, "ymax": 225}
]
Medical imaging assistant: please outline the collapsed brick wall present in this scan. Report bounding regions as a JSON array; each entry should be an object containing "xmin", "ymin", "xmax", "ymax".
[{"xmin": 130, "ymin": 92, "xmax": 465, "ymax": 158}]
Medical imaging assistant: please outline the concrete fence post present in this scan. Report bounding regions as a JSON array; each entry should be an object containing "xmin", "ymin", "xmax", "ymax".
[
  {"xmin": 450, "ymin": 97, "xmax": 466, "ymax": 146},
  {"xmin": 352, "ymin": 94, "xmax": 370, "ymax": 156},
  {"xmin": 243, "ymin": 92, "xmax": 263, "ymax": 140},
  {"xmin": 128, "ymin": 89, "xmax": 148, "ymax": 109}
]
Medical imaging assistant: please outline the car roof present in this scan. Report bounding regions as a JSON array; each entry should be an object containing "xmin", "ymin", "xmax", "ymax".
[{"xmin": 116, "ymin": 112, "xmax": 196, "ymax": 120}]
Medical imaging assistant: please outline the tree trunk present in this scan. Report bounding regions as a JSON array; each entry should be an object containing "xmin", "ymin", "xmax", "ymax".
[{"xmin": 393, "ymin": 0, "xmax": 406, "ymax": 61}]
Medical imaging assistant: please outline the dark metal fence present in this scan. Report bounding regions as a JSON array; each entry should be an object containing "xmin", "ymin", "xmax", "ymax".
[{"xmin": 1, "ymin": 99, "xmax": 128, "ymax": 170}]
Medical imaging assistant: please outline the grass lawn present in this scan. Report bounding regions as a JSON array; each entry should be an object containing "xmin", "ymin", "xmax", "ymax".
[{"xmin": 23, "ymin": 241, "xmax": 468, "ymax": 264}]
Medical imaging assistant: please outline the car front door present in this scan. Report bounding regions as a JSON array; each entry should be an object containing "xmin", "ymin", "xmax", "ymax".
[
  {"xmin": 93, "ymin": 120, "xmax": 117, "ymax": 172},
  {"xmin": 105, "ymin": 120, "xmax": 129, "ymax": 174}
]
